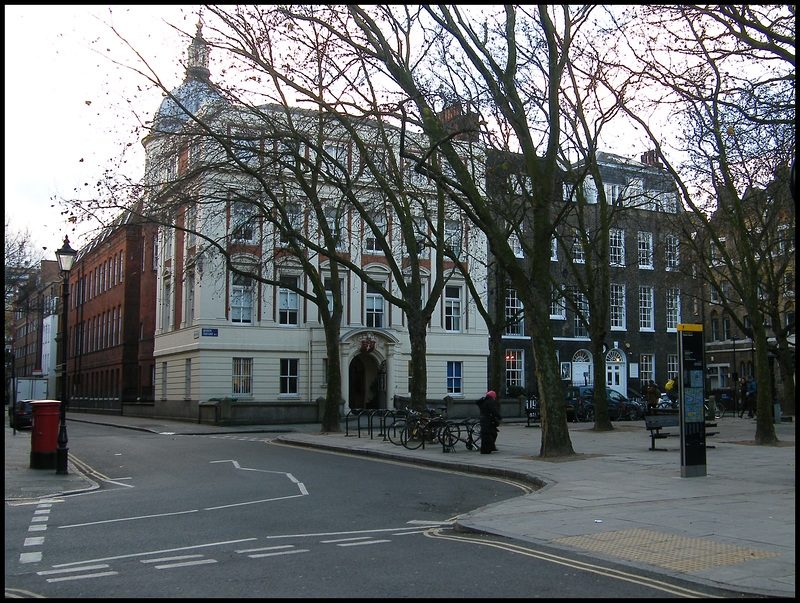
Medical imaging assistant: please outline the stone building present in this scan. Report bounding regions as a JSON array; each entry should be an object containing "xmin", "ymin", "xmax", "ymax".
[{"xmin": 139, "ymin": 25, "xmax": 489, "ymax": 423}]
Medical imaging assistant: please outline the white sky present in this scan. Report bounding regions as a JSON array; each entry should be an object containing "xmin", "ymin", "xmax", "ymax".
[
  {"xmin": 5, "ymin": 5, "xmax": 663, "ymax": 258},
  {"xmin": 5, "ymin": 5, "xmax": 200, "ymax": 254}
]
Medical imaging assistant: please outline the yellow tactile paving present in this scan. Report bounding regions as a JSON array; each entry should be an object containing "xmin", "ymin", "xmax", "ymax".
[{"xmin": 553, "ymin": 529, "xmax": 779, "ymax": 572}]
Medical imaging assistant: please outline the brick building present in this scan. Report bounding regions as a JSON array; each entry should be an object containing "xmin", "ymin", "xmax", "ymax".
[
  {"xmin": 65, "ymin": 209, "xmax": 158, "ymax": 413},
  {"xmin": 487, "ymin": 150, "xmax": 695, "ymax": 400}
]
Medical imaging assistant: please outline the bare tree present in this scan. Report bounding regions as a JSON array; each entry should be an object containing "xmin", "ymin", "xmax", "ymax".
[{"xmin": 605, "ymin": 5, "xmax": 794, "ymax": 444}]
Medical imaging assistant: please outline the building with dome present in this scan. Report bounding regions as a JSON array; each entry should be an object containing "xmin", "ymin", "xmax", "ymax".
[{"xmin": 136, "ymin": 24, "xmax": 490, "ymax": 424}]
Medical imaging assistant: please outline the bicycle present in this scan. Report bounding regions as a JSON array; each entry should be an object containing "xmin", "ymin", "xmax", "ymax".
[{"xmin": 441, "ymin": 418, "xmax": 481, "ymax": 451}]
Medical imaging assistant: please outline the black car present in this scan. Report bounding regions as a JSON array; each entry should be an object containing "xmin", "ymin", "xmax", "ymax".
[
  {"xmin": 9, "ymin": 400, "xmax": 33, "ymax": 428},
  {"xmin": 564, "ymin": 386, "xmax": 629, "ymax": 421},
  {"xmin": 564, "ymin": 386, "xmax": 594, "ymax": 422}
]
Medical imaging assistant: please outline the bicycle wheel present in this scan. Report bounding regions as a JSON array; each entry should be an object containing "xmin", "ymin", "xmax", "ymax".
[
  {"xmin": 400, "ymin": 423, "xmax": 424, "ymax": 450},
  {"xmin": 716, "ymin": 401, "xmax": 726, "ymax": 419},
  {"xmin": 387, "ymin": 419, "xmax": 406, "ymax": 445},
  {"xmin": 467, "ymin": 421, "xmax": 481, "ymax": 451},
  {"xmin": 440, "ymin": 423, "xmax": 461, "ymax": 448}
]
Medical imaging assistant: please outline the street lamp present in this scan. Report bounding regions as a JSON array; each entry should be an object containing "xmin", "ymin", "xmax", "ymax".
[{"xmin": 55, "ymin": 236, "xmax": 76, "ymax": 475}]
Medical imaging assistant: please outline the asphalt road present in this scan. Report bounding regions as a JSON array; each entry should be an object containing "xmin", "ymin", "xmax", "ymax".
[{"xmin": 5, "ymin": 423, "xmax": 738, "ymax": 598}]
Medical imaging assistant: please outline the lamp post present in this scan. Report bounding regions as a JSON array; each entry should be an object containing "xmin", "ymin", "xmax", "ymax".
[
  {"xmin": 55, "ymin": 236, "xmax": 76, "ymax": 475},
  {"xmin": 731, "ymin": 335, "xmax": 738, "ymax": 416}
]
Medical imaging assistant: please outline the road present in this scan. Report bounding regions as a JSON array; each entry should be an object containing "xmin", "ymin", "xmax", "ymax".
[{"xmin": 6, "ymin": 423, "xmax": 737, "ymax": 597}]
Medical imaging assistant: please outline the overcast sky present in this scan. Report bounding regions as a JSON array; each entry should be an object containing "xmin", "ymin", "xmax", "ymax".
[
  {"xmin": 5, "ymin": 5, "xmax": 200, "ymax": 255},
  {"xmin": 5, "ymin": 5, "xmax": 660, "ymax": 259}
]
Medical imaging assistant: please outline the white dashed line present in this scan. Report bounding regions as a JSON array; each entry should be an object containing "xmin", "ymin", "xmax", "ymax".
[{"xmin": 154, "ymin": 558, "xmax": 218, "ymax": 570}]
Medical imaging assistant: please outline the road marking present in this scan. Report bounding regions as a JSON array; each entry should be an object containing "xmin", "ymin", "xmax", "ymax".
[
  {"xmin": 45, "ymin": 572, "xmax": 118, "ymax": 582},
  {"xmin": 203, "ymin": 493, "xmax": 307, "ymax": 511},
  {"xmin": 236, "ymin": 545, "xmax": 295, "ymax": 554},
  {"xmin": 248, "ymin": 549, "xmax": 309, "ymax": 559},
  {"xmin": 320, "ymin": 536, "xmax": 373, "ymax": 544},
  {"xmin": 24, "ymin": 537, "xmax": 45, "ymax": 547},
  {"xmin": 30, "ymin": 516, "xmax": 48, "ymax": 523},
  {"xmin": 140, "ymin": 555, "xmax": 204, "ymax": 564},
  {"xmin": 19, "ymin": 552, "xmax": 42, "ymax": 564},
  {"xmin": 33, "ymin": 509, "xmax": 51, "ymax": 515},
  {"xmin": 336, "ymin": 539, "xmax": 391, "ymax": 547},
  {"xmin": 38, "ymin": 564, "xmax": 111, "ymax": 576},
  {"xmin": 50, "ymin": 538, "xmax": 257, "ymax": 568},
  {"xmin": 154, "ymin": 559, "xmax": 217, "ymax": 570},
  {"xmin": 28, "ymin": 525, "xmax": 47, "ymax": 532},
  {"xmin": 424, "ymin": 528, "xmax": 714, "ymax": 598},
  {"xmin": 266, "ymin": 525, "xmax": 444, "ymax": 540},
  {"xmin": 59, "ymin": 509, "xmax": 199, "ymax": 528}
]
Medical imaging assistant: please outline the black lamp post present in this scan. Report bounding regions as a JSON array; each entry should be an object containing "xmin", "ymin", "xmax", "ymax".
[{"xmin": 55, "ymin": 236, "xmax": 76, "ymax": 475}]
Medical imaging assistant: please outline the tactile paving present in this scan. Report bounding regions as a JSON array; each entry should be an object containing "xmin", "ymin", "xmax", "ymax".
[{"xmin": 552, "ymin": 528, "xmax": 779, "ymax": 572}]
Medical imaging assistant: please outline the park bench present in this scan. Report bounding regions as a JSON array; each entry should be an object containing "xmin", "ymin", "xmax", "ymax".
[
  {"xmin": 645, "ymin": 414, "xmax": 679, "ymax": 450},
  {"xmin": 645, "ymin": 414, "xmax": 719, "ymax": 451}
]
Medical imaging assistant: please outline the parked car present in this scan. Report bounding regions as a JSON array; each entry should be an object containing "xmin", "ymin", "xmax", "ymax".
[
  {"xmin": 564, "ymin": 386, "xmax": 594, "ymax": 422},
  {"xmin": 9, "ymin": 400, "xmax": 33, "ymax": 429},
  {"xmin": 564, "ymin": 386, "xmax": 633, "ymax": 421}
]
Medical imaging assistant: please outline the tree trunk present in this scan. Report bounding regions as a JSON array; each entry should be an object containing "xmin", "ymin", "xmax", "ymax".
[
  {"xmin": 407, "ymin": 311, "xmax": 429, "ymax": 411},
  {"xmin": 526, "ymin": 313, "xmax": 575, "ymax": 458},
  {"xmin": 320, "ymin": 320, "xmax": 342, "ymax": 433},
  {"xmin": 752, "ymin": 325, "xmax": 778, "ymax": 445},
  {"xmin": 590, "ymin": 336, "xmax": 613, "ymax": 431}
]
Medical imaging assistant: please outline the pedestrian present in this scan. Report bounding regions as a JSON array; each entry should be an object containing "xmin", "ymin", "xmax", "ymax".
[
  {"xmin": 646, "ymin": 380, "xmax": 660, "ymax": 414},
  {"xmin": 476, "ymin": 390, "xmax": 502, "ymax": 454},
  {"xmin": 738, "ymin": 377, "xmax": 748, "ymax": 418},
  {"xmin": 746, "ymin": 376, "xmax": 757, "ymax": 418}
]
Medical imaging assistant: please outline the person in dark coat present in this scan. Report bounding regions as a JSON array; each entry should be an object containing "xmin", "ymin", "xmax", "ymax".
[
  {"xmin": 738, "ymin": 377, "xmax": 748, "ymax": 418},
  {"xmin": 646, "ymin": 380, "xmax": 660, "ymax": 414},
  {"xmin": 476, "ymin": 391, "xmax": 502, "ymax": 454}
]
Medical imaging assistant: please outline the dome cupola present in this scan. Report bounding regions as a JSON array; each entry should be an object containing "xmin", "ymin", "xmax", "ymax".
[{"xmin": 151, "ymin": 21, "xmax": 226, "ymax": 135}]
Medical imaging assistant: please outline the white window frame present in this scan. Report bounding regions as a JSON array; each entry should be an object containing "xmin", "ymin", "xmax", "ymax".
[
  {"xmin": 232, "ymin": 357, "xmax": 253, "ymax": 397},
  {"xmin": 278, "ymin": 275, "xmax": 299, "ymax": 326},
  {"xmin": 365, "ymin": 212, "xmax": 387, "ymax": 254},
  {"xmin": 550, "ymin": 285, "xmax": 566, "ymax": 320},
  {"xmin": 574, "ymin": 291, "xmax": 589, "ymax": 338},
  {"xmin": 366, "ymin": 283, "xmax": 384, "ymax": 328},
  {"xmin": 640, "ymin": 354, "xmax": 655, "ymax": 383},
  {"xmin": 280, "ymin": 358, "xmax": 299, "ymax": 396},
  {"xmin": 610, "ymin": 283, "xmax": 626, "ymax": 330},
  {"xmin": 609, "ymin": 229, "xmax": 625, "ymax": 266},
  {"xmin": 639, "ymin": 286, "xmax": 654, "ymax": 331},
  {"xmin": 231, "ymin": 273, "xmax": 253, "ymax": 325},
  {"xmin": 666, "ymin": 287, "xmax": 680, "ymax": 331},
  {"xmin": 505, "ymin": 349, "xmax": 525, "ymax": 391},
  {"xmin": 665, "ymin": 234, "xmax": 680, "ymax": 271},
  {"xmin": 446, "ymin": 360, "xmax": 463, "ymax": 395},
  {"xmin": 638, "ymin": 231, "xmax": 653, "ymax": 269},
  {"xmin": 445, "ymin": 285, "xmax": 462, "ymax": 332}
]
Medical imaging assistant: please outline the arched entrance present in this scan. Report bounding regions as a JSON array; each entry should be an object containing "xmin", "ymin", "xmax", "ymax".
[
  {"xmin": 572, "ymin": 350, "xmax": 593, "ymax": 386},
  {"xmin": 605, "ymin": 348, "xmax": 627, "ymax": 394},
  {"xmin": 348, "ymin": 353, "xmax": 384, "ymax": 409}
]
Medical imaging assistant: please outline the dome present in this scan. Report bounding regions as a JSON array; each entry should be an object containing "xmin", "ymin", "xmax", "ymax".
[{"xmin": 151, "ymin": 23, "xmax": 228, "ymax": 135}]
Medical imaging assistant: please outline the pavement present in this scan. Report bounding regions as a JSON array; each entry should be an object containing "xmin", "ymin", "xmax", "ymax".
[{"xmin": 5, "ymin": 411, "xmax": 795, "ymax": 598}]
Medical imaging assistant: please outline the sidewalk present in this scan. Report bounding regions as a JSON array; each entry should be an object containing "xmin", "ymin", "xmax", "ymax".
[{"xmin": 5, "ymin": 412, "xmax": 795, "ymax": 597}]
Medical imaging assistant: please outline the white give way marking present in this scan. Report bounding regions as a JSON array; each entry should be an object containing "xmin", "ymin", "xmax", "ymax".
[{"xmin": 58, "ymin": 460, "xmax": 309, "ymax": 529}]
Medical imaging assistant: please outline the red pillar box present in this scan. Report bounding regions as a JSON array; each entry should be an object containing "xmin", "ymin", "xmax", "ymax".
[{"xmin": 29, "ymin": 400, "xmax": 61, "ymax": 470}]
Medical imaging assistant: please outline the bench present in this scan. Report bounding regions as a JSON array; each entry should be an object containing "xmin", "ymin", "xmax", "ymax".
[
  {"xmin": 645, "ymin": 414, "xmax": 679, "ymax": 450},
  {"xmin": 645, "ymin": 415, "xmax": 720, "ymax": 450}
]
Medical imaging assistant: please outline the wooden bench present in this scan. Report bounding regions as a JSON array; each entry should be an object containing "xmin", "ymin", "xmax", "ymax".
[
  {"xmin": 645, "ymin": 414, "xmax": 720, "ymax": 450},
  {"xmin": 645, "ymin": 414, "xmax": 679, "ymax": 450}
]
